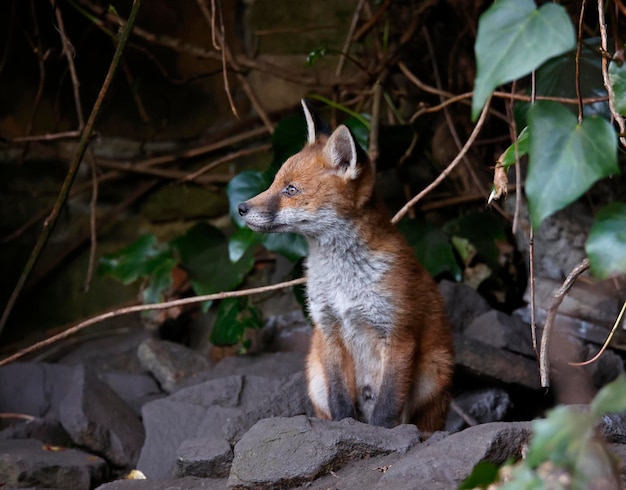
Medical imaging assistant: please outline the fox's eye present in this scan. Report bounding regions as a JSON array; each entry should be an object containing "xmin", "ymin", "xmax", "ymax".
[{"xmin": 284, "ymin": 184, "xmax": 299, "ymax": 196}]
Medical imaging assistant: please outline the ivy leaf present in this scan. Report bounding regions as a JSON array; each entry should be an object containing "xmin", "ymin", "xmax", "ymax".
[
  {"xmin": 398, "ymin": 220, "xmax": 462, "ymax": 281},
  {"xmin": 501, "ymin": 126, "xmax": 529, "ymax": 169},
  {"xmin": 229, "ymin": 226, "xmax": 262, "ymax": 263},
  {"xmin": 172, "ymin": 223, "xmax": 254, "ymax": 298},
  {"xmin": 585, "ymin": 203, "xmax": 626, "ymax": 279},
  {"xmin": 526, "ymin": 405, "xmax": 593, "ymax": 470},
  {"xmin": 306, "ymin": 47, "xmax": 327, "ymax": 67},
  {"xmin": 609, "ymin": 60, "xmax": 626, "ymax": 115},
  {"xmin": 590, "ymin": 376, "xmax": 626, "ymax": 419},
  {"xmin": 142, "ymin": 258, "xmax": 177, "ymax": 304},
  {"xmin": 210, "ymin": 297, "xmax": 263, "ymax": 347},
  {"xmin": 262, "ymin": 233, "xmax": 308, "ymax": 263},
  {"xmin": 472, "ymin": 0, "xmax": 575, "ymax": 119},
  {"xmin": 98, "ymin": 234, "xmax": 173, "ymax": 285},
  {"xmin": 526, "ymin": 101, "xmax": 618, "ymax": 229}
]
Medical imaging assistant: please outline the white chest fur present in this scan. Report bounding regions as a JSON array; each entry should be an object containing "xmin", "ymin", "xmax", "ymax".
[{"xmin": 305, "ymin": 225, "xmax": 394, "ymax": 338}]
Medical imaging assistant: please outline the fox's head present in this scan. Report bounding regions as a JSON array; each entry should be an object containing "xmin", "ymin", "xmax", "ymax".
[{"xmin": 238, "ymin": 100, "xmax": 375, "ymax": 237}]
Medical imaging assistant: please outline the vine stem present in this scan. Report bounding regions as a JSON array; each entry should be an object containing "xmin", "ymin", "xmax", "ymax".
[
  {"xmin": 539, "ymin": 258, "xmax": 590, "ymax": 387},
  {"xmin": 0, "ymin": 0, "xmax": 143, "ymax": 336},
  {"xmin": 597, "ymin": 0, "xmax": 626, "ymax": 147},
  {"xmin": 0, "ymin": 277, "xmax": 307, "ymax": 367}
]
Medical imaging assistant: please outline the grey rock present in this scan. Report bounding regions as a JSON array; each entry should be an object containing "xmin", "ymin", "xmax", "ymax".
[
  {"xmin": 136, "ymin": 399, "xmax": 207, "ymax": 479},
  {"xmin": 0, "ymin": 362, "xmax": 74, "ymax": 417},
  {"xmin": 0, "ymin": 417, "xmax": 72, "ymax": 447},
  {"xmin": 100, "ymin": 371, "xmax": 163, "ymax": 416},
  {"xmin": 96, "ymin": 476, "xmax": 227, "ymax": 490},
  {"xmin": 446, "ymin": 388, "xmax": 513, "ymax": 433},
  {"xmin": 465, "ymin": 310, "xmax": 535, "ymax": 357},
  {"xmin": 175, "ymin": 437, "xmax": 233, "ymax": 478},
  {"xmin": 0, "ymin": 438, "xmax": 107, "ymax": 490},
  {"xmin": 376, "ymin": 421, "xmax": 532, "ymax": 489},
  {"xmin": 137, "ymin": 338, "xmax": 211, "ymax": 393},
  {"xmin": 438, "ymin": 280, "xmax": 492, "ymax": 332},
  {"xmin": 228, "ymin": 415, "xmax": 421, "ymax": 489},
  {"xmin": 454, "ymin": 334, "xmax": 541, "ymax": 390},
  {"xmin": 222, "ymin": 372, "xmax": 311, "ymax": 443},
  {"xmin": 600, "ymin": 412, "xmax": 626, "ymax": 444},
  {"xmin": 59, "ymin": 365, "xmax": 145, "ymax": 468},
  {"xmin": 137, "ymin": 373, "xmax": 309, "ymax": 479}
]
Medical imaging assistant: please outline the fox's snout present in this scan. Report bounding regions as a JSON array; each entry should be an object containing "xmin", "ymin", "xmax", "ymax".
[{"xmin": 237, "ymin": 202, "xmax": 249, "ymax": 217}]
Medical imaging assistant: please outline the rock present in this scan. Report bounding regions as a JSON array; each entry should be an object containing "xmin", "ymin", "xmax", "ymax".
[
  {"xmin": 137, "ymin": 338, "xmax": 211, "ymax": 393},
  {"xmin": 175, "ymin": 437, "xmax": 233, "ymax": 478},
  {"xmin": 465, "ymin": 310, "xmax": 535, "ymax": 357},
  {"xmin": 454, "ymin": 334, "xmax": 541, "ymax": 390},
  {"xmin": 438, "ymin": 280, "xmax": 492, "ymax": 332},
  {"xmin": 0, "ymin": 362, "xmax": 75, "ymax": 417},
  {"xmin": 0, "ymin": 417, "xmax": 72, "ymax": 447},
  {"xmin": 100, "ymin": 371, "xmax": 163, "ymax": 416},
  {"xmin": 446, "ymin": 388, "xmax": 513, "ymax": 433},
  {"xmin": 600, "ymin": 413, "xmax": 626, "ymax": 444},
  {"xmin": 137, "ymin": 399, "xmax": 207, "ymax": 479},
  {"xmin": 137, "ymin": 373, "xmax": 310, "ymax": 479},
  {"xmin": 0, "ymin": 438, "xmax": 107, "ymax": 489},
  {"xmin": 59, "ymin": 365, "xmax": 145, "ymax": 468},
  {"xmin": 376, "ymin": 421, "xmax": 532, "ymax": 489},
  {"xmin": 207, "ymin": 351, "xmax": 306, "ymax": 380},
  {"xmin": 228, "ymin": 415, "xmax": 421, "ymax": 489},
  {"xmin": 95, "ymin": 476, "xmax": 227, "ymax": 489},
  {"xmin": 262, "ymin": 310, "xmax": 312, "ymax": 353}
]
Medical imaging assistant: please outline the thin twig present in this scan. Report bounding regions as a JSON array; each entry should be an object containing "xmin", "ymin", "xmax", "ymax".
[
  {"xmin": 569, "ymin": 300, "xmax": 626, "ymax": 366},
  {"xmin": 598, "ymin": 0, "xmax": 626, "ymax": 146},
  {"xmin": 369, "ymin": 78, "xmax": 383, "ymax": 167},
  {"xmin": 0, "ymin": 277, "xmax": 307, "ymax": 366},
  {"xmin": 539, "ymin": 258, "xmax": 590, "ymax": 387},
  {"xmin": 506, "ymin": 81, "xmax": 522, "ymax": 234},
  {"xmin": 391, "ymin": 97, "xmax": 491, "ymax": 224},
  {"xmin": 575, "ymin": 0, "xmax": 587, "ymax": 124},
  {"xmin": 336, "ymin": 0, "xmax": 366, "ymax": 77},
  {"xmin": 0, "ymin": 0, "xmax": 143, "ymax": 336},
  {"xmin": 183, "ymin": 144, "xmax": 271, "ymax": 182}
]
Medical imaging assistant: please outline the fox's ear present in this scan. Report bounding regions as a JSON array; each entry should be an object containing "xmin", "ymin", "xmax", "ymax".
[
  {"xmin": 324, "ymin": 125, "xmax": 360, "ymax": 179},
  {"xmin": 301, "ymin": 99, "xmax": 331, "ymax": 144}
]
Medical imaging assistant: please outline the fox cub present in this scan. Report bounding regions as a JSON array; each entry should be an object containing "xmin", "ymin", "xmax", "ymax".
[{"xmin": 238, "ymin": 101, "xmax": 454, "ymax": 431}]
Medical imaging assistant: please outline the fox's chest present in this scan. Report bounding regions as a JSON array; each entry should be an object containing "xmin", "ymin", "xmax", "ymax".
[{"xmin": 305, "ymin": 244, "xmax": 394, "ymax": 336}]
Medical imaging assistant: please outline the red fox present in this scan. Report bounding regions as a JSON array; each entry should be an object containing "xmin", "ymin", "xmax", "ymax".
[{"xmin": 238, "ymin": 101, "xmax": 454, "ymax": 431}]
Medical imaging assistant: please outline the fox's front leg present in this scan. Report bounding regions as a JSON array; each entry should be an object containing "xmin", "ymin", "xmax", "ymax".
[
  {"xmin": 357, "ymin": 334, "xmax": 416, "ymax": 428},
  {"xmin": 306, "ymin": 327, "xmax": 356, "ymax": 421}
]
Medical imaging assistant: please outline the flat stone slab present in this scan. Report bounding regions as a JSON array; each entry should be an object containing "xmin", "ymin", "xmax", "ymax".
[
  {"xmin": 96, "ymin": 476, "xmax": 226, "ymax": 489},
  {"xmin": 228, "ymin": 415, "xmax": 421, "ymax": 489}
]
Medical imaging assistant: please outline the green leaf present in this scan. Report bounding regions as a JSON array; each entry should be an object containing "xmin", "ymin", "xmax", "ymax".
[
  {"xmin": 229, "ymin": 226, "xmax": 262, "ymax": 263},
  {"xmin": 398, "ymin": 220, "xmax": 462, "ymax": 281},
  {"xmin": 142, "ymin": 257, "xmax": 177, "ymax": 304},
  {"xmin": 472, "ymin": 0, "xmax": 575, "ymax": 119},
  {"xmin": 526, "ymin": 405, "xmax": 593, "ymax": 470},
  {"xmin": 172, "ymin": 223, "xmax": 254, "ymax": 297},
  {"xmin": 306, "ymin": 47, "xmax": 327, "ymax": 67},
  {"xmin": 459, "ymin": 461, "xmax": 500, "ymax": 489},
  {"xmin": 227, "ymin": 170, "xmax": 273, "ymax": 228},
  {"xmin": 262, "ymin": 233, "xmax": 308, "ymax": 263},
  {"xmin": 210, "ymin": 297, "xmax": 263, "ymax": 346},
  {"xmin": 586, "ymin": 203, "xmax": 626, "ymax": 279},
  {"xmin": 609, "ymin": 60, "xmax": 626, "ymax": 115},
  {"xmin": 501, "ymin": 126, "xmax": 529, "ymax": 169},
  {"xmin": 442, "ymin": 212, "xmax": 505, "ymax": 271},
  {"xmin": 98, "ymin": 234, "xmax": 173, "ymax": 285},
  {"xmin": 526, "ymin": 101, "xmax": 619, "ymax": 229},
  {"xmin": 590, "ymin": 376, "xmax": 626, "ymax": 419}
]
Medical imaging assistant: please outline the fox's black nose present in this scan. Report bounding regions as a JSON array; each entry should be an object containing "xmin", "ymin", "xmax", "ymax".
[{"xmin": 238, "ymin": 202, "xmax": 249, "ymax": 216}]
